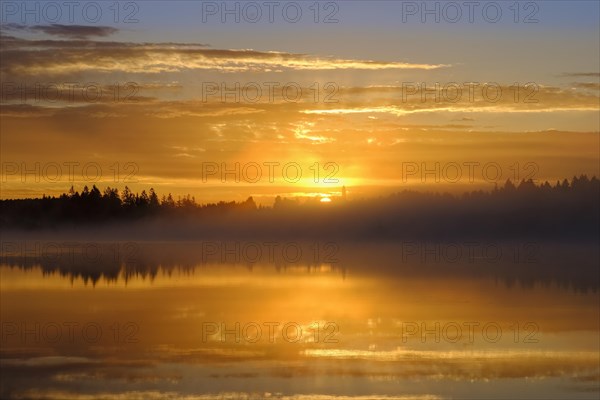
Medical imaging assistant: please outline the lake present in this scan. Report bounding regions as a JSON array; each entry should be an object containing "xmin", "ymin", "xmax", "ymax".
[{"xmin": 1, "ymin": 241, "xmax": 598, "ymax": 399}]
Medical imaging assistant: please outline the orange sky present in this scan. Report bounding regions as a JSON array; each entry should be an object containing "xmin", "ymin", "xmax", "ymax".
[{"xmin": 1, "ymin": 2, "xmax": 599, "ymax": 203}]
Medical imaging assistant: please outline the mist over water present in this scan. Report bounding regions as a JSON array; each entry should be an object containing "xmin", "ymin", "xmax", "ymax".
[
  {"xmin": 1, "ymin": 1, "xmax": 599, "ymax": 398},
  {"xmin": 1, "ymin": 240, "xmax": 598, "ymax": 399}
]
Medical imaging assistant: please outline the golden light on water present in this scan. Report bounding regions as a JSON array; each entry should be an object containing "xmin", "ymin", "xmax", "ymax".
[{"xmin": 1, "ymin": 1, "xmax": 599, "ymax": 399}]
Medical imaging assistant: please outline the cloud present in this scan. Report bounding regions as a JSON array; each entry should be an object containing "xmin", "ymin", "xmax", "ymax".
[
  {"xmin": 3, "ymin": 83, "xmax": 597, "ymax": 117},
  {"xmin": 560, "ymin": 72, "xmax": 600, "ymax": 78},
  {"xmin": 0, "ymin": 104, "xmax": 57, "ymax": 118},
  {"xmin": 300, "ymin": 84, "xmax": 600, "ymax": 115},
  {"xmin": 0, "ymin": 35, "xmax": 448, "ymax": 77},
  {"xmin": 0, "ymin": 82, "xmax": 157, "ymax": 104},
  {"xmin": 1, "ymin": 23, "xmax": 119, "ymax": 39},
  {"xmin": 573, "ymin": 82, "xmax": 600, "ymax": 90}
]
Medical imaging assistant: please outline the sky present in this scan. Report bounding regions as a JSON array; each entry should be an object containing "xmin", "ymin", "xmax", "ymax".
[{"xmin": 1, "ymin": 0, "xmax": 599, "ymax": 203}]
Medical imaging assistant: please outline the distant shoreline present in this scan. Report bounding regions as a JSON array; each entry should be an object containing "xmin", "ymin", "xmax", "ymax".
[{"xmin": 2, "ymin": 176, "xmax": 598, "ymax": 241}]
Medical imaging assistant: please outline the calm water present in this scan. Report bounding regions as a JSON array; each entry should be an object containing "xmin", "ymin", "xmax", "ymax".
[{"xmin": 1, "ymin": 241, "xmax": 598, "ymax": 399}]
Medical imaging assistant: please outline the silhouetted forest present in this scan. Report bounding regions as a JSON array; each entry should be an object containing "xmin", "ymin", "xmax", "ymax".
[{"xmin": 1, "ymin": 176, "xmax": 598, "ymax": 240}]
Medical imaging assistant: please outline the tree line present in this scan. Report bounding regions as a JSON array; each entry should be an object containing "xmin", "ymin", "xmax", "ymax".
[{"xmin": 0, "ymin": 176, "xmax": 598, "ymax": 240}]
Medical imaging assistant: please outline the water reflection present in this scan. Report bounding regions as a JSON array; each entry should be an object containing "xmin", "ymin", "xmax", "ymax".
[
  {"xmin": 1, "ymin": 241, "xmax": 597, "ymax": 292},
  {"xmin": 1, "ymin": 241, "xmax": 598, "ymax": 399}
]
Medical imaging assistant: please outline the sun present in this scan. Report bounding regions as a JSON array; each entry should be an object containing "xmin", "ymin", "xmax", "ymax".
[{"xmin": 320, "ymin": 197, "xmax": 332, "ymax": 203}]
